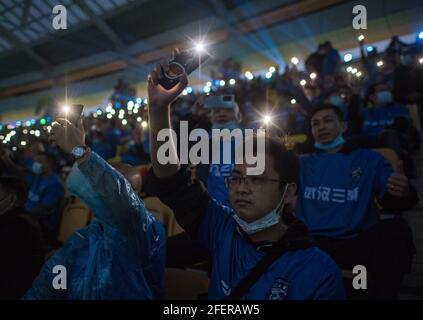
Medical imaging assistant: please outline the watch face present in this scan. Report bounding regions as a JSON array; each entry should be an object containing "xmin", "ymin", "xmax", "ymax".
[{"xmin": 73, "ymin": 147, "xmax": 84, "ymax": 157}]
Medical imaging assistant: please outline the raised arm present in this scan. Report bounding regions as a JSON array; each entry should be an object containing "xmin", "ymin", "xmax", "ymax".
[
  {"xmin": 148, "ymin": 49, "xmax": 187, "ymax": 178},
  {"xmin": 50, "ymin": 118, "xmax": 164, "ymax": 256}
]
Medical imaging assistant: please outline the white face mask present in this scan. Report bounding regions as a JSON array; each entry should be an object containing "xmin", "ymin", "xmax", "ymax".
[{"xmin": 233, "ymin": 184, "xmax": 290, "ymax": 235}]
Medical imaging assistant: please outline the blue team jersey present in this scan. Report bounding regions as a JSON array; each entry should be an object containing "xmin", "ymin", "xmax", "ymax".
[
  {"xmin": 25, "ymin": 174, "xmax": 64, "ymax": 212},
  {"xmin": 207, "ymin": 134, "xmax": 238, "ymax": 207},
  {"xmin": 296, "ymin": 149, "xmax": 393, "ymax": 238},
  {"xmin": 198, "ymin": 199, "xmax": 345, "ymax": 300},
  {"xmin": 360, "ymin": 103, "xmax": 410, "ymax": 136}
]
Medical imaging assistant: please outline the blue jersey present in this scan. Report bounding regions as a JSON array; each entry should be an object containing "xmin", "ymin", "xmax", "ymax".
[
  {"xmin": 360, "ymin": 103, "xmax": 410, "ymax": 136},
  {"xmin": 25, "ymin": 174, "xmax": 64, "ymax": 232},
  {"xmin": 207, "ymin": 134, "xmax": 237, "ymax": 207},
  {"xmin": 296, "ymin": 149, "xmax": 393, "ymax": 238},
  {"xmin": 198, "ymin": 200, "xmax": 345, "ymax": 300}
]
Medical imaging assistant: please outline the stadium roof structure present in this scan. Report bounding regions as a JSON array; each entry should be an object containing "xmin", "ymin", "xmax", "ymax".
[{"xmin": 0, "ymin": 0, "xmax": 422, "ymax": 117}]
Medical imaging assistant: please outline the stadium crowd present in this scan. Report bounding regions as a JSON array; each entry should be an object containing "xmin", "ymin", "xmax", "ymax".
[{"xmin": 0, "ymin": 35, "xmax": 422, "ymax": 300}]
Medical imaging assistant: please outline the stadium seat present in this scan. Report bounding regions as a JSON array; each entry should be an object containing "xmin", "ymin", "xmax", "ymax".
[
  {"xmin": 57, "ymin": 198, "xmax": 92, "ymax": 244},
  {"xmin": 287, "ymin": 134, "xmax": 308, "ymax": 145},
  {"xmin": 164, "ymin": 268, "xmax": 209, "ymax": 300},
  {"xmin": 143, "ymin": 196, "xmax": 184, "ymax": 237}
]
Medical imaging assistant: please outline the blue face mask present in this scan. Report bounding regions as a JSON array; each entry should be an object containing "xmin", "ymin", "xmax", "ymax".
[
  {"xmin": 329, "ymin": 95, "xmax": 344, "ymax": 108},
  {"xmin": 376, "ymin": 91, "xmax": 393, "ymax": 105},
  {"xmin": 212, "ymin": 121, "xmax": 239, "ymax": 131},
  {"xmin": 32, "ymin": 161, "xmax": 43, "ymax": 175},
  {"xmin": 314, "ymin": 135, "xmax": 345, "ymax": 151}
]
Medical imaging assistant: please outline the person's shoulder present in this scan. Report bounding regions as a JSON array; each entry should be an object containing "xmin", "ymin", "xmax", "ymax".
[
  {"xmin": 287, "ymin": 246, "xmax": 340, "ymax": 274},
  {"xmin": 345, "ymin": 147, "xmax": 383, "ymax": 160},
  {"xmin": 298, "ymin": 153, "xmax": 315, "ymax": 162}
]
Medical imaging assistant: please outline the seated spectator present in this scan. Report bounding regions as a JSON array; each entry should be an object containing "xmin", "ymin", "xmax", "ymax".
[
  {"xmin": 24, "ymin": 118, "xmax": 165, "ymax": 300},
  {"xmin": 89, "ymin": 130, "xmax": 114, "ymax": 160},
  {"xmin": 144, "ymin": 60, "xmax": 345, "ymax": 300},
  {"xmin": 295, "ymin": 104, "xmax": 418, "ymax": 299},
  {"xmin": 0, "ymin": 177, "xmax": 45, "ymax": 299},
  {"xmin": 25, "ymin": 153, "xmax": 65, "ymax": 244}
]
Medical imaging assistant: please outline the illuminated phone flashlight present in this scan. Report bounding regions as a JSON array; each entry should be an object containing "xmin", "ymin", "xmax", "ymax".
[
  {"xmin": 245, "ymin": 71, "xmax": 254, "ymax": 80},
  {"xmin": 262, "ymin": 114, "xmax": 272, "ymax": 126},
  {"xmin": 194, "ymin": 42, "xmax": 205, "ymax": 53},
  {"xmin": 63, "ymin": 105, "xmax": 70, "ymax": 115},
  {"xmin": 300, "ymin": 79, "xmax": 307, "ymax": 86},
  {"xmin": 310, "ymin": 73, "xmax": 317, "ymax": 80},
  {"xmin": 291, "ymin": 99, "xmax": 297, "ymax": 105},
  {"xmin": 377, "ymin": 60, "xmax": 384, "ymax": 67},
  {"xmin": 358, "ymin": 35, "xmax": 365, "ymax": 42},
  {"xmin": 356, "ymin": 71, "xmax": 362, "ymax": 78},
  {"xmin": 291, "ymin": 57, "xmax": 299, "ymax": 65},
  {"xmin": 419, "ymin": 57, "xmax": 423, "ymax": 64}
]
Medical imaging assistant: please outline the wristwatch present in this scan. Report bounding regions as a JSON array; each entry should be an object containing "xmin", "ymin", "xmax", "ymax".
[{"xmin": 71, "ymin": 146, "xmax": 89, "ymax": 159}]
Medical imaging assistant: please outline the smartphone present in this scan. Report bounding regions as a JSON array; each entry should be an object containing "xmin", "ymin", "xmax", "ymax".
[
  {"xmin": 58, "ymin": 104, "xmax": 84, "ymax": 124},
  {"xmin": 204, "ymin": 95, "xmax": 235, "ymax": 109},
  {"xmin": 158, "ymin": 49, "xmax": 211, "ymax": 90}
]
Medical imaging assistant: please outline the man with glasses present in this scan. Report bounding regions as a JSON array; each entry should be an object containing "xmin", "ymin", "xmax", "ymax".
[{"xmin": 143, "ymin": 57, "xmax": 345, "ymax": 300}]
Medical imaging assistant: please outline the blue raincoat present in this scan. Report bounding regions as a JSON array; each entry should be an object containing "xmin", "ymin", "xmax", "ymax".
[{"xmin": 23, "ymin": 152, "xmax": 166, "ymax": 299}]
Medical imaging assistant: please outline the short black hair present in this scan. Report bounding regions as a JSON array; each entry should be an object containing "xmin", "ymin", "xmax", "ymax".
[
  {"xmin": 310, "ymin": 104, "xmax": 343, "ymax": 121},
  {"xmin": 244, "ymin": 135, "xmax": 299, "ymax": 189},
  {"xmin": 267, "ymin": 136, "xmax": 299, "ymax": 189},
  {"xmin": 0, "ymin": 176, "xmax": 28, "ymax": 205}
]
